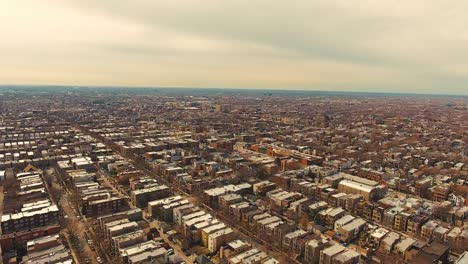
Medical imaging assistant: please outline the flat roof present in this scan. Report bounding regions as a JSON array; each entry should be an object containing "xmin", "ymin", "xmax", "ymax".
[
  {"xmin": 335, "ymin": 215, "xmax": 355, "ymax": 226},
  {"xmin": 258, "ymin": 216, "xmax": 281, "ymax": 226},
  {"xmin": 132, "ymin": 184, "xmax": 168, "ymax": 195},
  {"xmin": 371, "ymin": 227, "xmax": 389, "ymax": 239},
  {"xmin": 229, "ymin": 249, "xmax": 260, "ymax": 264},
  {"xmin": 2, "ymin": 204, "xmax": 58, "ymax": 222},
  {"xmin": 193, "ymin": 219, "xmax": 219, "ymax": 230},
  {"xmin": 202, "ymin": 223, "xmax": 226, "ymax": 234},
  {"xmin": 395, "ymin": 237, "xmax": 416, "ymax": 252},
  {"xmin": 228, "ymin": 239, "xmax": 248, "ymax": 250},
  {"xmin": 322, "ymin": 244, "xmax": 346, "ymax": 257},
  {"xmin": 108, "ymin": 221, "xmax": 138, "ymax": 232},
  {"xmin": 148, "ymin": 195, "xmax": 183, "ymax": 206},
  {"xmin": 340, "ymin": 218, "xmax": 366, "ymax": 231},
  {"xmin": 284, "ymin": 229, "xmax": 307, "ymax": 239},
  {"xmin": 333, "ymin": 249, "xmax": 360, "ymax": 262},
  {"xmin": 328, "ymin": 207, "xmax": 345, "ymax": 217},
  {"xmin": 127, "ymin": 247, "xmax": 167, "ymax": 263},
  {"xmin": 120, "ymin": 240, "xmax": 160, "ymax": 257},
  {"xmin": 244, "ymin": 252, "xmax": 268, "ymax": 263},
  {"xmin": 185, "ymin": 214, "xmax": 213, "ymax": 226},
  {"xmin": 209, "ymin": 227, "xmax": 233, "ymax": 239},
  {"xmin": 339, "ymin": 180, "xmax": 375, "ymax": 192}
]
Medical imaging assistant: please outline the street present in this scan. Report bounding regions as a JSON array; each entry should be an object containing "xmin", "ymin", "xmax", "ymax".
[{"xmin": 48, "ymin": 168, "xmax": 102, "ymax": 264}]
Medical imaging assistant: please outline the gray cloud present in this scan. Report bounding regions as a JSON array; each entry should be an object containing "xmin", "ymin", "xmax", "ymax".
[{"xmin": 1, "ymin": 0, "xmax": 468, "ymax": 94}]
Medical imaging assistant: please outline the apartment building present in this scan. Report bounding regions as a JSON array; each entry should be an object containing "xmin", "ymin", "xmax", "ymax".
[
  {"xmin": 1, "ymin": 204, "xmax": 59, "ymax": 234},
  {"xmin": 207, "ymin": 227, "xmax": 235, "ymax": 253},
  {"xmin": 131, "ymin": 185, "xmax": 170, "ymax": 208},
  {"xmin": 338, "ymin": 177, "xmax": 386, "ymax": 202}
]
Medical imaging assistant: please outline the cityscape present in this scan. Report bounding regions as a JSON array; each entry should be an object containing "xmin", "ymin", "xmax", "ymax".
[
  {"xmin": 2, "ymin": 1, "xmax": 468, "ymax": 263},
  {"xmin": 0, "ymin": 87, "xmax": 466, "ymax": 264}
]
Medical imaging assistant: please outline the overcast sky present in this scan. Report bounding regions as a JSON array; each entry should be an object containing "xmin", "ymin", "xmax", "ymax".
[{"xmin": 1, "ymin": 0, "xmax": 468, "ymax": 95}]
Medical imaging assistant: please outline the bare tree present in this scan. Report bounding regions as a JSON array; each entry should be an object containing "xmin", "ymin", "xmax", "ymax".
[{"xmin": 299, "ymin": 214, "xmax": 310, "ymax": 231}]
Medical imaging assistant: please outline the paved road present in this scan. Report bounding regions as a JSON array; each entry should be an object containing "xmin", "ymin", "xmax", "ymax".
[
  {"xmin": 60, "ymin": 194, "xmax": 99, "ymax": 264},
  {"xmin": 50, "ymin": 168, "xmax": 100, "ymax": 264}
]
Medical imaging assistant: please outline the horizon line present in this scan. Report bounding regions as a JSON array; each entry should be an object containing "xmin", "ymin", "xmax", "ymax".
[{"xmin": 1, "ymin": 84, "xmax": 467, "ymax": 97}]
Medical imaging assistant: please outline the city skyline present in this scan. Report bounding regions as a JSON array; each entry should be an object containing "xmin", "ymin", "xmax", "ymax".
[{"xmin": 2, "ymin": 1, "xmax": 468, "ymax": 95}]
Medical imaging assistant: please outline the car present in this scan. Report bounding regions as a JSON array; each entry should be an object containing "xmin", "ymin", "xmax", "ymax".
[
  {"xmin": 167, "ymin": 248, "xmax": 174, "ymax": 255},
  {"xmin": 96, "ymin": 257, "xmax": 104, "ymax": 263}
]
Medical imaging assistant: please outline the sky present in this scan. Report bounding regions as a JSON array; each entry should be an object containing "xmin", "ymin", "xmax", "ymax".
[{"xmin": 1, "ymin": 0, "xmax": 468, "ymax": 95}]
